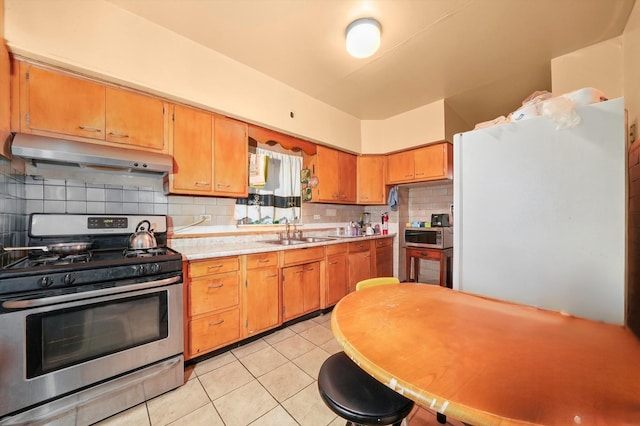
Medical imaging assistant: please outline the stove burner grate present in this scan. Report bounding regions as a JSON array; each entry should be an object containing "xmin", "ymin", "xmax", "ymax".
[
  {"xmin": 28, "ymin": 252, "xmax": 93, "ymax": 267},
  {"xmin": 123, "ymin": 247, "xmax": 168, "ymax": 258}
]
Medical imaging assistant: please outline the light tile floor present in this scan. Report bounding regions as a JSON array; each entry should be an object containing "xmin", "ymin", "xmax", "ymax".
[{"xmin": 95, "ymin": 314, "xmax": 465, "ymax": 426}]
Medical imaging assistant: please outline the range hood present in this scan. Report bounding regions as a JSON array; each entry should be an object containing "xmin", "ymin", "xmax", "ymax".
[{"xmin": 11, "ymin": 133, "xmax": 173, "ymax": 175}]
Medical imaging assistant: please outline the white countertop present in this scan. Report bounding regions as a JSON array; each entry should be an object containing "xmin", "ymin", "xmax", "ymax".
[{"xmin": 170, "ymin": 234, "xmax": 396, "ymax": 261}]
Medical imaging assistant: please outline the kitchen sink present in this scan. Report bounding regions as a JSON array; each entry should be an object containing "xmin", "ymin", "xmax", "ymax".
[
  {"xmin": 264, "ymin": 236, "xmax": 333, "ymax": 245},
  {"xmin": 264, "ymin": 239, "xmax": 307, "ymax": 245},
  {"xmin": 297, "ymin": 237, "xmax": 333, "ymax": 243}
]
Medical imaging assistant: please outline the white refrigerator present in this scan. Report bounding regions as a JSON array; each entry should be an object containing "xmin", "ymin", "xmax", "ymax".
[{"xmin": 453, "ymin": 98, "xmax": 626, "ymax": 324}]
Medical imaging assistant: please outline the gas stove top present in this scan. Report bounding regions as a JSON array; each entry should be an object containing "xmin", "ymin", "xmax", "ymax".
[{"xmin": 1, "ymin": 214, "xmax": 182, "ymax": 297}]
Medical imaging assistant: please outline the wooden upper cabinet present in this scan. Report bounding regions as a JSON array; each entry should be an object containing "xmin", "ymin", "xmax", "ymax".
[
  {"xmin": 169, "ymin": 104, "xmax": 212, "ymax": 192},
  {"xmin": 105, "ymin": 87, "xmax": 166, "ymax": 150},
  {"xmin": 0, "ymin": 41, "xmax": 11, "ymax": 158},
  {"xmin": 22, "ymin": 64, "xmax": 105, "ymax": 138},
  {"xmin": 213, "ymin": 116, "xmax": 248, "ymax": 196},
  {"xmin": 387, "ymin": 149, "xmax": 415, "ymax": 183},
  {"xmin": 387, "ymin": 142, "xmax": 453, "ymax": 184},
  {"xmin": 18, "ymin": 63, "xmax": 167, "ymax": 152},
  {"xmin": 357, "ymin": 155, "xmax": 386, "ymax": 205},
  {"xmin": 307, "ymin": 145, "xmax": 357, "ymax": 204},
  {"xmin": 414, "ymin": 144, "xmax": 451, "ymax": 180},
  {"xmin": 166, "ymin": 106, "xmax": 248, "ymax": 197}
]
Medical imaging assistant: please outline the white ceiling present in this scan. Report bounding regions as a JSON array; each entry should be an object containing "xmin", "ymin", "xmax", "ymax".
[{"xmin": 106, "ymin": 0, "xmax": 634, "ymax": 127}]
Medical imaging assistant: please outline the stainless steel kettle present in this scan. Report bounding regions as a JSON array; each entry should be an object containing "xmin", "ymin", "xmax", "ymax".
[{"xmin": 129, "ymin": 220, "xmax": 157, "ymax": 249}]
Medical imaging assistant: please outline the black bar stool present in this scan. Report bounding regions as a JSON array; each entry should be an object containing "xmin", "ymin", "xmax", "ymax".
[{"xmin": 318, "ymin": 352, "xmax": 414, "ymax": 426}]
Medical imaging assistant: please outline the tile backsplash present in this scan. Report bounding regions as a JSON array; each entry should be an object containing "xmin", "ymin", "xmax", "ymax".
[
  {"xmin": 24, "ymin": 176, "xmax": 168, "ymax": 215},
  {"xmin": 0, "ymin": 157, "xmax": 27, "ymax": 267}
]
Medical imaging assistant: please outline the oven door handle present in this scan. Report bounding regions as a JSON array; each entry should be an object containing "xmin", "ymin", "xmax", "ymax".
[{"xmin": 2, "ymin": 275, "xmax": 182, "ymax": 310}]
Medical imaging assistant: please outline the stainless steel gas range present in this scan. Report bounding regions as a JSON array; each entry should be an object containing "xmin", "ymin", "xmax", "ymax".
[{"xmin": 0, "ymin": 214, "xmax": 184, "ymax": 426}]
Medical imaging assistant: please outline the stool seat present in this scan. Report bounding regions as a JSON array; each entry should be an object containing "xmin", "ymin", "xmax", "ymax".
[{"xmin": 318, "ymin": 352, "xmax": 414, "ymax": 425}]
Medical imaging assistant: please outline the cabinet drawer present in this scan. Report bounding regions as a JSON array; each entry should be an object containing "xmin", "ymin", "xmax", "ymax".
[
  {"xmin": 246, "ymin": 252, "xmax": 278, "ymax": 269},
  {"xmin": 189, "ymin": 256, "xmax": 239, "ymax": 278},
  {"xmin": 189, "ymin": 272, "xmax": 239, "ymax": 316},
  {"xmin": 407, "ymin": 248, "xmax": 441, "ymax": 261},
  {"xmin": 189, "ymin": 308, "xmax": 240, "ymax": 355},
  {"xmin": 326, "ymin": 243, "xmax": 348, "ymax": 256},
  {"xmin": 283, "ymin": 246, "xmax": 324, "ymax": 265},
  {"xmin": 349, "ymin": 241, "xmax": 371, "ymax": 253},
  {"xmin": 375, "ymin": 238, "xmax": 393, "ymax": 248}
]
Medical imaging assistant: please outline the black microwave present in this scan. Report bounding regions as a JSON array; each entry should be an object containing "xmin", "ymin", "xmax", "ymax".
[{"xmin": 405, "ymin": 227, "xmax": 453, "ymax": 249}]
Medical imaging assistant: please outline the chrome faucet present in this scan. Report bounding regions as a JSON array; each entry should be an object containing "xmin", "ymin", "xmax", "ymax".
[{"xmin": 284, "ymin": 218, "xmax": 290, "ymax": 240}]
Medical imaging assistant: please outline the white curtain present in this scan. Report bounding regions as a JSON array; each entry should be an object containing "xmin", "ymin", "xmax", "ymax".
[{"xmin": 235, "ymin": 148, "xmax": 302, "ymax": 224}]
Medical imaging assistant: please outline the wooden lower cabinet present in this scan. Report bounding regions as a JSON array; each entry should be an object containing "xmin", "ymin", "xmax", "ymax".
[
  {"xmin": 185, "ymin": 256, "xmax": 241, "ymax": 360},
  {"xmin": 282, "ymin": 262, "xmax": 321, "ymax": 321},
  {"xmin": 245, "ymin": 252, "xmax": 280, "ymax": 336},
  {"xmin": 189, "ymin": 309, "xmax": 240, "ymax": 355},
  {"xmin": 375, "ymin": 238, "xmax": 394, "ymax": 277},
  {"xmin": 347, "ymin": 241, "xmax": 372, "ymax": 293},
  {"xmin": 325, "ymin": 243, "xmax": 348, "ymax": 306}
]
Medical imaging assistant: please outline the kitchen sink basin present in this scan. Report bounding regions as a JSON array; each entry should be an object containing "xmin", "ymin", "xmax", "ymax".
[
  {"xmin": 264, "ymin": 239, "xmax": 307, "ymax": 245},
  {"xmin": 297, "ymin": 237, "xmax": 333, "ymax": 243},
  {"xmin": 264, "ymin": 236, "xmax": 333, "ymax": 245}
]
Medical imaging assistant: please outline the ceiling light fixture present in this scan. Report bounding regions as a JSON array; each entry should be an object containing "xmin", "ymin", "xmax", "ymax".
[{"xmin": 345, "ymin": 18, "xmax": 381, "ymax": 58}]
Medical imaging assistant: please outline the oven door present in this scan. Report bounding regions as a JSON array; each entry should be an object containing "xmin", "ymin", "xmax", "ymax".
[{"xmin": 0, "ymin": 276, "xmax": 183, "ymax": 417}]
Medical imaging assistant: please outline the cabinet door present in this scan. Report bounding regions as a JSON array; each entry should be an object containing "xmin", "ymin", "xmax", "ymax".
[
  {"xmin": 302, "ymin": 262, "xmax": 320, "ymax": 312},
  {"xmin": 282, "ymin": 265, "xmax": 305, "ymax": 321},
  {"xmin": 387, "ymin": 150, "xmax": 415, "ymax": 184},
  {"xmin": 246, "ymin": 266, "xmax": 280, "ymax": 335},
  {"xmin": 105, "ymin": 87, "xmax": 165, "ymax": 150},
  {"xmin": 348, "ymin": 250, "xmax": 371, "ymax": 293},
  {"xmin": 171, "ymin": 104, "xmax": 213, "ymax": 192},
  {"xmin": 414, "ymin": 144, "xmax": 447, "ymax": 180},
  {"xmin": 0, "ymin": 41, "xmax": 10, "ymax": 158},
  {"xmin": 357, "ymin": 155, "xmax": 386, "ymax": 204},
  {"xmin": 338, "ymin": 152, "xmax": 357, "ymax": 202},
  {"xmin": 24, "ymin": 65, "xmax": 106, "ymax": 138},
  {"xmin": 315, "ymin": 146, "xmax": 340, "ymax": 201},
  {"xmin": 326, "ymin": 253, "xmax": 348, "ymax": 306},
  {"xmin": 375, "ymin": 244, "xmax": 394, "ymax": 277},
  {"xmin": 213, "ymin": 116, "xmax": 248, "ymax": 196}
]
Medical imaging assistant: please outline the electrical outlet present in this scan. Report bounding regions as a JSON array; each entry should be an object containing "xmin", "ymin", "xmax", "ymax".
[
  {"xmin": 313, "ymin": 214, "xmax": 321, "ymax": 220},
  {"xmin": 201, "ymin": 214, "xmax": 212, "ymax": 222}
]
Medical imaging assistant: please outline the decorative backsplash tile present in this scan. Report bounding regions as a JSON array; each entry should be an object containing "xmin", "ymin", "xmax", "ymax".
[{"xmin": 0, "ymin": 157, "xmax": 27, "ymax": 268}]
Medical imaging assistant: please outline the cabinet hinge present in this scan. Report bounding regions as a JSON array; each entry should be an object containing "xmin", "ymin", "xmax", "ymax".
[
  {"xmin": 245, "ymin": 319, "xmax": 248, "ymax": 328},
  {"xmin": 25, "ymin": 113, "xmax": 30, "ymax": 124},
  {"xmin": 245, "ymin": 279, "xmax": 248, "ymax": 288},
  {"xmin": 282, "ymin": 306, "xmax": 285, "ymax": 314},
  {"xmin": 25, "ymin": 70, "xmax": 29, "ymax": 81},
  {"xmin": 172, "ymin": 112, "xmax": 175, "ymax": 122}
]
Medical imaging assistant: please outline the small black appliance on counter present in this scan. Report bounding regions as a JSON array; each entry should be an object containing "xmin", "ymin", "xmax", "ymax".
[{"xmin": 430, "ymin": 213, "xmax": 450, "ymax": 227}]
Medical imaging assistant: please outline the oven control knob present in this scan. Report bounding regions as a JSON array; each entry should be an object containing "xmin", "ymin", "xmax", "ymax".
[
  {"xmin": 150, "ymin": 263, "xmax": 161, "ymax": 274},
  {"xmin": 63, "ymin": 274, "xmax": 75, "ymax": 285},
  {"xmin": 136, "ymin": 265, "xmax": 148, "ymax": 275},
  {"xmin": 40, "ymin": 276, "xmax": 53, "ymax": 288}
]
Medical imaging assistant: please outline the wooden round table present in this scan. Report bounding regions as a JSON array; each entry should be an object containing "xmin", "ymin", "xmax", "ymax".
[{"xmin": 330, "ymin": 284, "xmax": 640, "ymax": 425}]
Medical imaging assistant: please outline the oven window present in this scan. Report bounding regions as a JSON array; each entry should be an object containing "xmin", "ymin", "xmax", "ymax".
[{"xmin": 25, "ymin": 292, "xmax": 168, "ymax": 378}]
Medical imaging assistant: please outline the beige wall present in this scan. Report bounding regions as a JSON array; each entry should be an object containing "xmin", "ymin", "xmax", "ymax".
[
  {"xmin": 4, "ymin": 0, "xmax": 362, "ymax": 152},
  {"xmin": 624, "ymin": 1, "xmax": 640, "ymax": 141},
  {"xmin": 360, "ymin": 100, "xmax": 446, "ymax": 154},
  {"xmin": 551, "ymin": 36, "xmax": 623, "ymax": 99},
  {"xmin": 444, "ymin": 101, "xmax": 472, "ymax": 141}
]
